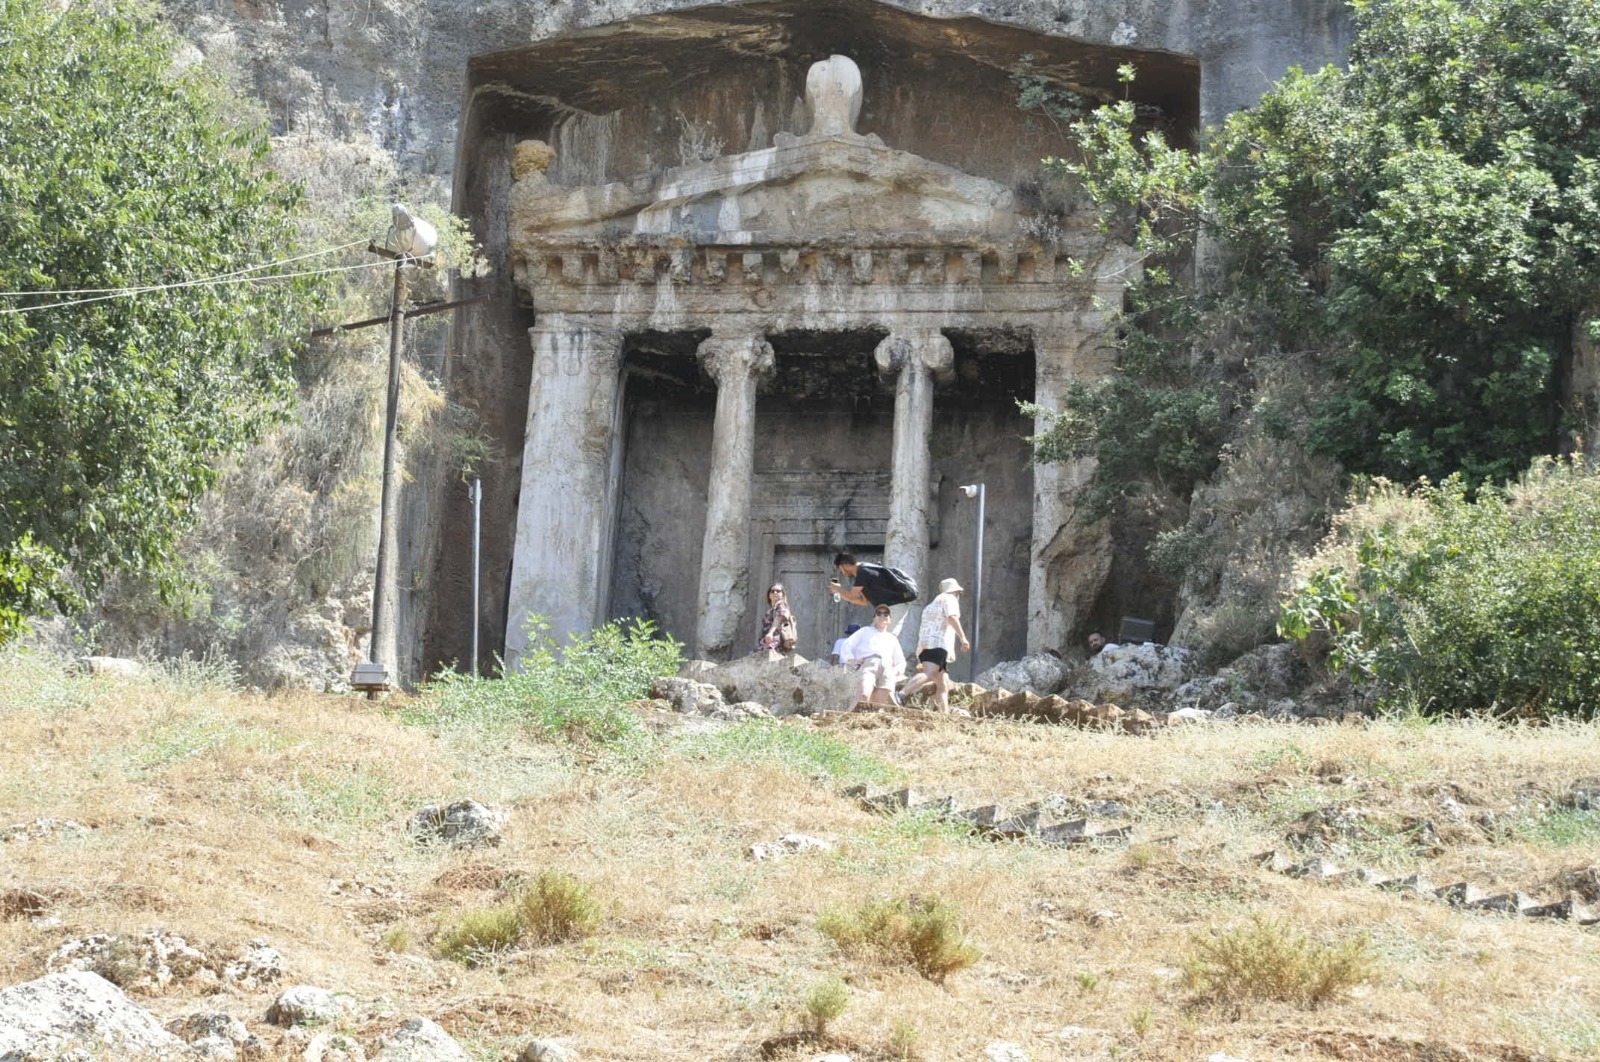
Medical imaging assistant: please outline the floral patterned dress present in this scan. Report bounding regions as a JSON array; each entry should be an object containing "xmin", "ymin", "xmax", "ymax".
[{"xmin": 757, "ymin": 601, "xmax": 796, "ymax": 652}]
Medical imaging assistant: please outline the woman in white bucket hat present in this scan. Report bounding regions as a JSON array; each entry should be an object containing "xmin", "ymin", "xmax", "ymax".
[{"xmin": 900, "ymin": 577, "xmax": 971, "ymax": 710}]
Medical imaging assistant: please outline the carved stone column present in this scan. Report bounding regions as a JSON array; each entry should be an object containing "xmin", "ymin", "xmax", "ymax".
[
  {"xmin": 505, "ymin": 315, "xmax": 624, "ymax": 668},
  {"xmin": 695, "ymin": 330, "xmax": 776, "ymax": 659},
  {"xmin": 876, "ymin": 331, "xmax": 954, "ymax": 645},
  {"xmin": 1029, "ymin": 317, "xmax": 1117, "ymax": 655}
]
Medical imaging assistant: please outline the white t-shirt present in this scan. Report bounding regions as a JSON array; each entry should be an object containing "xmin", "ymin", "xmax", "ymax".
[
  {"xmin": 918, "ymin": 591, "xmax": 961, "ymax": 653},
  {"xmin": 841, "ymin": 627, "xmax": 907, "ymax": 681},
  {"xmin": 830, "ymin": 636, "xmax": 847, "ymax": 660}
]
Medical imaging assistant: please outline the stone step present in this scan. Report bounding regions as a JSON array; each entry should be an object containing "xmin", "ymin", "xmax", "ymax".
[
  {"xmin": 1466, "ymin": 892, "xmax": 1538, "ymax": 915},
  {"xmin": 1436, "ymin": 882, "xmax": 1490, "ymax": 907},
  {"xmin": 1378, "ymin": 873, "xmax": 1438, "ymax": 897}
]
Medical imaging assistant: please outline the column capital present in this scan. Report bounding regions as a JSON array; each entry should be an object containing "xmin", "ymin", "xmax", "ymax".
[
  {"xmin": 697, "ymin": 330, "xmax": 775, "ymax": 387},
  {"xmin": 873, "ymin": 331, "xmax": 954, "ymax": 380}
]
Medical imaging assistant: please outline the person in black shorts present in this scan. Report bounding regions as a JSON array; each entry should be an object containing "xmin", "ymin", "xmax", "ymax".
[{"xmin": 900, "ymin": 577, "xmax": 969, "ymax": 710}]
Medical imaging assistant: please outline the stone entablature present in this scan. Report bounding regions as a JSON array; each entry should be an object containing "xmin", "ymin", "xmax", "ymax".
[{"xmin": 503, "ymin": 55, "xmax": 1136, "ymax": 665}]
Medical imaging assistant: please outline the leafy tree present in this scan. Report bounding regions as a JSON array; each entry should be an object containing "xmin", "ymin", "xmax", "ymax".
[
  {"xmin": 1279, "ymin": 458, "xmax": 1600, "ymax": 719},
  {"xmin": 0, "ymin": 0, "xmax": 321, "ymax": 641},
  {"xmin": 1032, "ymin": 0, "xmax": 1600, "ymax": 501}
]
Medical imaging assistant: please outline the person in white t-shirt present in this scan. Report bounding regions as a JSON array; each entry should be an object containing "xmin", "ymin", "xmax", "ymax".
[
  {"xmin": 829, "ymin": 624, "xmax": 862, "ymax": 665},
  {"xmin": 900, "ymin": 577, "xmax": 971, "ymax": 711},
  {"xmin": 839, "ymin": 606, "xmax": 907, "ymax": 711}
]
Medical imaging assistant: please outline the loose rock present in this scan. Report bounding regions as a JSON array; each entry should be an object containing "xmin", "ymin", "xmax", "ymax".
[
  {"xmin": 974, "ymin": 653, "xmax": 1069, "ymax": 695},
  {"xmin": 520, "ymin": 1038, "xmax": 578, "ymax": 1061},
  {"xmin": 748, "ymin": 833, "xmax": 834, "ymax": 861},
  {"xmin": 47, "ymin": 930, "xmax": 210, "ymax": 993},
  {"xmin": 266, "ymin": 985, "xmax": 345, "ymax": 1027},
  {"xmin": 166, "ymin": 1011, "xmax": 264, "ymax": 1061},
  {"xmin": 373, "ymin": 1016, "xmax": 471, "ymax": 1061},
  {"xmin": 0, "ymin": 818, "xmax": 90, "ymax": 844},
  {"xmin": 223, "ymin": 940, "xmax": 284, "ymax": 989},
  {"xmin": 406, "ymin": 801, "xmax": 507, "ymax": 849},
  {"xmin": 984, "ymin": 1043, "xmax": 1029, "ymax": 1062}
]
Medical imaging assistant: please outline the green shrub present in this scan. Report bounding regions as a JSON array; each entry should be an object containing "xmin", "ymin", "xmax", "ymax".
[
  {"xmin": 801, "ymin": 976, "xmax": 848, "ymax": 1034},
  {"xmin": 1182, "ymin": 915, "xmax": 1373, "ymax": 1006},
  {"xmin": 516, "ymin": 869, "xmax": 603, "ymax": 944},
  {"xmin": 1280, "ymin": 458, "xmax": 1600, "ymax": 719},
  {"xmin": 435, "ymin": 904, "xmax": 522, "ymax": 966},
  {"xmin": 437, "ymin": 870, "xmax": 604, "ymax": 965},
  {"xmin": 409, "ymin": 617, "xmax": 680, "ymax": 751},
  {"xmin": 818, "ymin": 896, "xmax": 981, "ymax": 983}
]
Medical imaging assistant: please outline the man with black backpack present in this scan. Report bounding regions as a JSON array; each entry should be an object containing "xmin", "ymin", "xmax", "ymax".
[{"xmin": 829, "ymin": 552, "xmax": 919, "ymax": 641}]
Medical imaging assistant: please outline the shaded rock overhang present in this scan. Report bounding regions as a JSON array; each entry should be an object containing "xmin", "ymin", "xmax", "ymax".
[{"xmin": 459, "ymin": 0, "xmax": 1201, "ymax": 159}]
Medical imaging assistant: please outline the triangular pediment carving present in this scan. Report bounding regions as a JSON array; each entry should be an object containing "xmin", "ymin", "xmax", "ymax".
[{"xmin": 509, "ymin": 54, "xmax": 1031, "ymax": 248}]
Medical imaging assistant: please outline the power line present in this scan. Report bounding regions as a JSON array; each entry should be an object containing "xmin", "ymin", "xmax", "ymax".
[
  {"xmin": 0, "ymin": 254, "xmax": 435, "ymax": 317},
  {"xmin": 0, "ymin": 239, "xmax": 370, "ymax": 298}
]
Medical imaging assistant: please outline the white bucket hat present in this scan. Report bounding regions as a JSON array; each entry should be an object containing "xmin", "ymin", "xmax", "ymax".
[{"xmin": 939, "ymin": 577, "xmax": 964, "ymax": 594}]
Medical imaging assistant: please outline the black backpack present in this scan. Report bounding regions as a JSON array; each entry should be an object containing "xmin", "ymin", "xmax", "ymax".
[{"xmin": 864, "ymin": 563, "xmax": 919, "ymax": 606}]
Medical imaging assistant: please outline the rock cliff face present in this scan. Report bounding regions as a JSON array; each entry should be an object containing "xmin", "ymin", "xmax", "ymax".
[{"xmin": 151, "ymin": 0, "xmax": 1351, "ymax": 684}]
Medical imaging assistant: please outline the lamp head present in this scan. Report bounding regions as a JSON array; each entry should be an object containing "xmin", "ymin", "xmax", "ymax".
[
  {"xmin": 959, "ymin": 483, "xmax": 982, "ymax": 499},
  {"xmin": 388, "ymin": 203, "xmax": 438, "ymax": 258}
]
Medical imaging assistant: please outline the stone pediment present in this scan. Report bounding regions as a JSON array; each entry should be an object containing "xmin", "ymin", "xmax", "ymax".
[
  {"xmin": 510, "ymin": 131, "xmax": 1023, "ymax": 246},
  {"xmin": 509, "ymin": 54, "xmax": 1030, "ymax": 248}
]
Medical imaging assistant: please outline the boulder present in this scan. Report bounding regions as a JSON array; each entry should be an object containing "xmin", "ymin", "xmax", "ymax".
[
  {"xmin": 305, "ymin": 1031, "xmax": 366, "ymax": 1061},
  {"xmin": 406, "ymin": 801, "xmax": 507, "ymax": 849},
  {"xmin": 520, "ymin": 1039, "xmax": 578, "ymax": 1062},
  {"xmin": 1086, "ymin": 643, "xmax": 1196, "ymax": 703},
  {"xmin": 222, "ymin": 940, "xmax": 283, "ymax": 989},
  {"xmin": 700, "ymin": 652, "xmax": 859, "ymax": 716},
  {"xmin": 265, "ymin": 985, "xmax": 344, "ymax": 1027},
  {"xmin": 0, "ymin": 971, "xmax": 188, "ymax": 1059},
  {"xmin": 974, "ymin": 654, "xmax": 1069, "ymax": 695},
  {"xmin": 166, "ymin": 1011, "xmax": 265, "ymax": 1060},
  {"xmin": 47, "ymin": 930, "xmax": 211, "ymax": 993},
  {"xmin": 648, "ymin": 677, "xmax": 726, "ymax": 715},
  {"xmin": 1170, "ymin": 642, "xmax": 1305, "ymax": 716},
  {"xmin": 77, "ymin": 655, "xmax": 145, "ymax": 679},
  {"xmin": 373, "ymin": 1017, "xmax": 471, "ymax": 1062}
]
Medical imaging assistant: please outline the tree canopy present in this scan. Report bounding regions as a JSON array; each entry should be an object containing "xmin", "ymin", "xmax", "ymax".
[
  {"xmin": 0, "ymin": 0, "xmax": 321, "ymax": 641},
  {"xmin": 1033, "ymin": 0, "xmax": 1600, "ymax": 502}
]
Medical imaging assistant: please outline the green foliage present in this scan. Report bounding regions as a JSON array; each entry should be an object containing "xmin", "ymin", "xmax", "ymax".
[
  {"xmin": 1280, "ymin": 458, "xmax": 1600, "ymax": 718},
  {"xmin": 0, "ymin": 0, "xmax": 324, "ymax": 638},
  {"xmin": 818, "ymin": 895, "xmax": 982, "ymax": 983},
  {"xmin": 435, "ymin": 904, "xmax": 523, "ymax": 966},
  {"xmin": 408, "ymin": 617, "xmax": 681, "ymax": 752},
  {"xmin": 800, "ymin": 976, "xmax": 848, "ymax": 1034},
  {"xmin": 1514, "ymin": 807, "xmax": 1600, "ymax": 849},
  {"xmin": 1181, "ymin": 915, "xmax": 1374, "ymax": 1006},
  {"xmin": 670, "ymin": 720, "xmax": 903, "ymax": 785},
  {"xmin": 437, "ymin": 870, "xmax": 603, "ymax": 965},
  {"xmin": 1025, "ymin": 376, "xmax": 1226, "ymax": 520},
  {"xmin": 1038, "ymin": 0, "xmax": 1600, "ymax": 506},
  {"xmin": 515, "ymin": 869, "xmax": 603, "ymax": 944}
]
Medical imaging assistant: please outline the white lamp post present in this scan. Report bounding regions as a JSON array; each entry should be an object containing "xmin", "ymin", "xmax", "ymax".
[{"xmin": 959, "ymin": 482, "xmax": 985, "ymax": 680}]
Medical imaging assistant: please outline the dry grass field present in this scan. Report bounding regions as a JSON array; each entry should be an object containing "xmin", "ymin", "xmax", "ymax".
[{"xmin": 2, "ymin": 648, "xmax": 1598, "ymax": 1061}]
